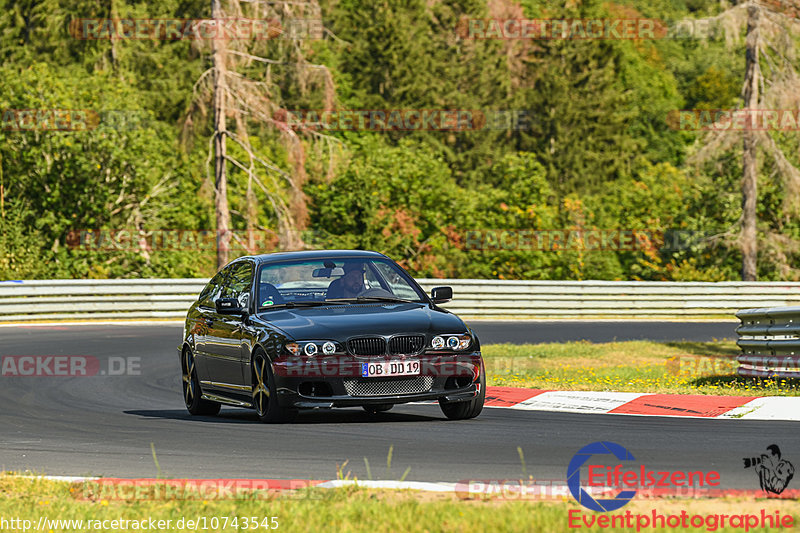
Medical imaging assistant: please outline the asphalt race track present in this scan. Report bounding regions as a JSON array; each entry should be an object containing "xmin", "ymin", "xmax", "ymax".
[{"xmin": 1, "ymin": 323, "xmax": 792, "ymax": 490}]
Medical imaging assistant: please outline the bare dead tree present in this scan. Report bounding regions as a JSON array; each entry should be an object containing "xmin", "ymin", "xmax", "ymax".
[
  {"xmin": 187, "ymin": 0, "xmax": 339, "ymax": 269},
  {"xmin": 742, "ymin": 4, "xmax": 761, "ymax": 280},
  {"xmin": 688, "ymin": 0, "xmax": 800, "ymax": 280},
  {"xmin": 211, "ymin": 0, "xmax": 232, "ymax": 267}
]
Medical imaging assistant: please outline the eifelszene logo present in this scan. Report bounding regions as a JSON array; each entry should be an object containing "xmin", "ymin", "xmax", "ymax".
[
  {"xmin": 744, "ymin": 444, "xmax": 795, "ymax": 495},
  {"xmin": 567, "ymin": 441, "xmax": 637, "ymax": 512},
  {"xmin": 567, "ymin": 441, "xmax": 721, "ymax": 512},
  {"xmin": 566, "ymin": 441, "xmax": 795, "ymax": 531}
]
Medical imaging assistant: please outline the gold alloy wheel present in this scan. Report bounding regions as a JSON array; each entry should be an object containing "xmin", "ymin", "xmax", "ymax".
[
  {"xmin": 182, "ymin": 349, "xmax": 196, "ymax": 407},
  {"xmin": 253, "ymin": 354, "xmax": 270, "ymax": 416}
]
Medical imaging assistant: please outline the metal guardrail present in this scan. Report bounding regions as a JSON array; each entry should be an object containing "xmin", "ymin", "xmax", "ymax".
[
  {"xmin": 2, "ymin": 279, "xmax": 800, "ymax": 321},
  {"xmin": 0, "ymin": 279, "xmax": 206, "ymax": 321},
  {"xmin": 736, "ymin": 307, "xmax": 800, "ymax": 378}
]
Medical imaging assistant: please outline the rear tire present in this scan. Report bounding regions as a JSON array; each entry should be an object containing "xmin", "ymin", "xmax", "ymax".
[
  {"xmin": 182, "ymin": 347, "xmax": 221, "ymax": 416},
  {"xmin": 252, "ymin": 349, "xmax": 297, "ymax": 423},
  {"xmin": 363, "ymin": 404, "xmax": 393, "ymax": 414},
  {"xmin": 439, "ymin": 363, "xmax": 485, "ymax": 420}
]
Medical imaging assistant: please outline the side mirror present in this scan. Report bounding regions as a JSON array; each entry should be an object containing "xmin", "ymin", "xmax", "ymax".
[
  {"xmin": 215, "ymin": 298, "xmax": 247, "ymax": 315},
  {"xmin": 430, "ymin": 286, "xmax": 453, "ymax": 304}
]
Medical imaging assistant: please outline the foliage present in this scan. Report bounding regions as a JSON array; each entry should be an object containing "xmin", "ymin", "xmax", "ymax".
[{"xmin": 1, "ymin": 0, "xmax": 799, "ymax": 281}]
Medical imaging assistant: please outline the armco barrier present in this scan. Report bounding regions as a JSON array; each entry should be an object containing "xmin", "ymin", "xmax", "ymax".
[
  {"xmin": 2, "ymin": 279, "xmax": 800, "ymax": 321},
  {"xmin": 736, "ymin": 306, "xmax": 800, "ymax": 378}
]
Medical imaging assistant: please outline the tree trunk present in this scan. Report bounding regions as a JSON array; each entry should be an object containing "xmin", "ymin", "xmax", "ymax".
[
  {"xmin": 109, "ymin": 0, "xmax": 118, "ymax": 69},
  {"xmin": 0, "ymin": 151, "xmax": 4, "ymax": 219},
  {"xmin": 212, "ymin": 0, "xmax": 231, "ymax": 269},
  {"xmin": 741, "ymin": 5, "xmax": 760, "ymax": 281}
]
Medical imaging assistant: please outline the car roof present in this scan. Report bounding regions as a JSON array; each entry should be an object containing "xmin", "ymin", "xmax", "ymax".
[{"xmin": 235, "ymin": 249, "xmax": 389, "ymax": 265}]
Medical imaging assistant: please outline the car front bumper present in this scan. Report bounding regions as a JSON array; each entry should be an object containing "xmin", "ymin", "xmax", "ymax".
[
  {"xmin": 282, "ymin": 383, "xmax": 480, "ymax": 409},
  {"xmin": 271, "ymin": 352, "xmax": 483, "ymax": 409}
]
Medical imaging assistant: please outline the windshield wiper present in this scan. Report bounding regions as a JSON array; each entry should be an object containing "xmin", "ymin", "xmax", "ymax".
[
  {"xmin": 354, "ymin": 296, "xmax": 419, "ymax": 303},
  {"xmin": 260, "ymin": 300, "xmax": 349, "ymax": 311},
  {"xmin": 326, "ymin": 296, "xmax": 418, "ymax": 304}
]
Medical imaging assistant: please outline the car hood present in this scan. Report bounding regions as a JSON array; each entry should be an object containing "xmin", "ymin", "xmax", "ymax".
[{"xmin": 254, "ymin": 303, "xmax": 467, "ymax": 340}]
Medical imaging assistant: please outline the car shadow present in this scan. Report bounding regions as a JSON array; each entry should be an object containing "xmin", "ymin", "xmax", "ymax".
[
  {"xmin": 123, "ymin": 407, "xmax": 442, "ymax": 425},
  {"xmin": 662, "ymin": 341, "xmax": 739, "ymax": 356}
]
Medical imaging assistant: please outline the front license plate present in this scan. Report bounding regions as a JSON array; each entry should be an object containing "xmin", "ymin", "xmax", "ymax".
[{"xmin": 361, "ymin": 360, "xmax": 420, "ymax": 378}]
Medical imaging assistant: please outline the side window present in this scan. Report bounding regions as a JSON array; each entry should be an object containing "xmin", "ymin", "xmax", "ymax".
[
  {"xmin": 199, "ymin": 268, "xmax": 228, "ymax": 308},
  {"xmin": 372, "ymin": 262, "xmax": 419, "ymax": 300},
  {"xmin": 220, "ymin": 261, "xmax": 254, "ymax": 309}
]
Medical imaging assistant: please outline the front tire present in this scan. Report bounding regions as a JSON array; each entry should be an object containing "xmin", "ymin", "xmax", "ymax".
[
  {"xmin": 439, "ymin": 363, "xmax": 485, "ymax": 420},
  {"xmin": 252, "ymin": 349, "xmax": 297, "ymax": 423},
  {"xmin": 182, "ymin": 348, "xmax": 221, "ymax": 416}
]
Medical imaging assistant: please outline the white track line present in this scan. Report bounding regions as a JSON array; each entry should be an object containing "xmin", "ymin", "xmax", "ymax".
[
  {"xmin": 513, "ymin": 391, "xmax": 647, "ymax": 414},
  {"xmin": 316, "ymin": 480, "xmax": 456, "ymax": 491},
  {"xmin": 719, "ymin": 397, "xmax": 800, "ymax": 421}
]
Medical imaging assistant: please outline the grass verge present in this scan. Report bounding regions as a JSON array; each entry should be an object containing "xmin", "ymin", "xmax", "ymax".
[
  {"xmin": 1, "ymin": 475, "xmax": 798, "ymax": 533},
  {"xmin": 482, "ymin": 341, "xmax": 800, "ymax": 396}
]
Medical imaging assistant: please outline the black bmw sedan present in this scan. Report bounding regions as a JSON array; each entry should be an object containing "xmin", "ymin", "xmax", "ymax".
[{"xmin": 179, "ymin": 250, "xmax": 485, "ymax": 423}]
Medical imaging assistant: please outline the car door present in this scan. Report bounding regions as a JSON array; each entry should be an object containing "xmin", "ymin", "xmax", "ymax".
[
  {"xmin": 193, "ymin": 266, "xmax": 230, "ymax": 382},
  {"xmin": 204, "ymin": 260, "xmax": 254, "ymax": 390}
]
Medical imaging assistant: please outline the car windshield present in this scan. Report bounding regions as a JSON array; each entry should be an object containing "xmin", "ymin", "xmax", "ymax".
[{"xmin": 256, "ymin": 257, "xmax": 426, "ymax": 310}]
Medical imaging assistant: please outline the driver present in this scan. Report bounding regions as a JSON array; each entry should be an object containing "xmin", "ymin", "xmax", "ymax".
[{"xmin": 326, "ymin": 262, "xmax": 366, "ymax": 299}]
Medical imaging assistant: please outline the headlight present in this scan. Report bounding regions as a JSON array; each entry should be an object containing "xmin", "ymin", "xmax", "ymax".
[
  {"xmin": 284, "ymin": 341, "xmax": 343, "ymax": 357},
  {"xmin": 456, "ymin": 335, "xmax": 471, "ymax": 350},
  {"xmin": 284, "ymin": 342, "xmax": 301, "ymax": 356},
  {"xmin": 430, "ymin": 334, "xmax": 471, "ymax": 351}
]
